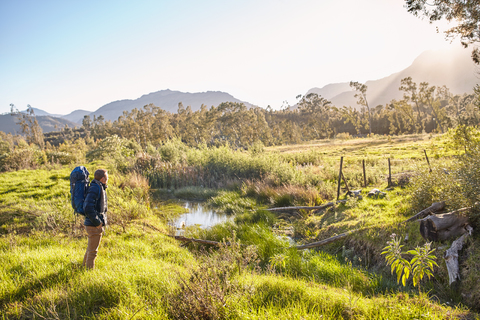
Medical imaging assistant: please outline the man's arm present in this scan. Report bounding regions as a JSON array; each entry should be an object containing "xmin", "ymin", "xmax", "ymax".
[{"xmin": 83, "ymin": 184, "xmax": 103, "ymax": 227}]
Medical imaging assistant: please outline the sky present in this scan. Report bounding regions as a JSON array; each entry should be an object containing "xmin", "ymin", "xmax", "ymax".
[{"xmin": 0, "ymin": 0, "xmax": 465, "ymax": 115}]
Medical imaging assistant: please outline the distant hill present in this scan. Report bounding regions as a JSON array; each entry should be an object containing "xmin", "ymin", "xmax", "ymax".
[
  {"xmin": 307, "ymin": 47, "xmax": 478, "ymax": 109},
  {"xmin": 2, "ymin": 47, "xmax": 477, "ymax": 133},
  {"xmin": 0, "ymin": 114, "xmax": 79, "ymax": 135},
  {"xmin": 62, "ymin": 109, "xmax": 91, "ymax": 124},
  {"xmin": 88, "ymin": 90, "xmax": 254, "ymax": 123},
  {"xmin": 19, "ymin": 107, "xmax": 63, "ymax": 118}
]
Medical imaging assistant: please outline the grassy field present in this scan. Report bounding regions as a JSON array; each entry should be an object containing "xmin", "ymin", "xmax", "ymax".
[{"xmin": 1, "ymin": 133, "xmax": 479, "ymax": 319}]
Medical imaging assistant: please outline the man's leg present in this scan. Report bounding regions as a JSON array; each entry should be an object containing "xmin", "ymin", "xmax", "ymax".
[{"xmin": 83, "ymin": 225, "xmax": 103, "ymax": 269}]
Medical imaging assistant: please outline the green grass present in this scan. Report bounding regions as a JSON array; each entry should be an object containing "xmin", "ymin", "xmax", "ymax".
[
  {"xmin": 1, "ymin": 135, "xmax": 479, "ymax": 318},
  {"xmin": 0, "ymin": 230, "xmax": 193, "ymax": 319}
]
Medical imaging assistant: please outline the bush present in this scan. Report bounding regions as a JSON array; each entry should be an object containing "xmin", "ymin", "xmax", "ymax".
[
  {"xmin": 159, "ymin": 138, "xmax": 187, "ymax": 164},
  {"xmin": 408, "ymin": 165, "xmax": 466, "ymax": 214},
  {"xmin": 409, "ymin": 137, "xmax": 480, "ymax": 225},
  {"xmin": 336, "ymin": 132, "xmax": 351, "ymax": 140},
  {"xmin": 165, "ymin": 238, "xmax": 257, "ymax": 319},
  {"xmin": 86, "ymin": 135, "xmax": 139, "ymax": 171},
  {"xmin": 45, "ymin": 151, "xmax": 76, "ymax": 165},
  {"xmin": 0, "ymin": 147, "xmax": 43, "ymax": 172}
]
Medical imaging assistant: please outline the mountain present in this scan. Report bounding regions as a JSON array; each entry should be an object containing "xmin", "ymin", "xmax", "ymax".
[
  {"xmin": 307, "ymin": 47, "xmax": 478, "ymax": 109},
  {"xmin": 88, "ymin": 90, "xmax": 254, "ymax": 123},
  {"xmin": 20, "ymin": 107, "xmax": 63, "ymax": 118},
  {"xmin": 62, "ymin": 109, "xmax": 91, "ymax": 124},
  {"xmin": 0, "ymin": 114, "xmax": 79, "ymax": 135},
  {"xmin": 0, "ymin": 91, "xmax": 254, "ymax": 133}
]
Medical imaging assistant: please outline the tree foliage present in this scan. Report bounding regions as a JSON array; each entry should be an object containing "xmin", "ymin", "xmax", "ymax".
[
  {"xmin": 7, "ymin": 78, "xmax": 479, "ymax": 152},
  {"xmin": 405, "ymin": 0, "xmax": 480, "ymax": 63}
]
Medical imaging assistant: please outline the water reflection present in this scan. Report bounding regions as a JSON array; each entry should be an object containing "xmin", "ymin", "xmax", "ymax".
[{"xmin": 174, "ymin": 201, "xmax": 230, "ymax": 232}]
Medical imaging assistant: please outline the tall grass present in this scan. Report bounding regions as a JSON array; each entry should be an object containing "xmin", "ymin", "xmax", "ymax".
[{"xmin": 1, "ymin": 133, "xmax": 479, "ymax": 317}]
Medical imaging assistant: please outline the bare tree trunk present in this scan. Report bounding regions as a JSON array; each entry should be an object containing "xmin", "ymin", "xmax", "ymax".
[
  {"xmin": 420, "ymin": 210, "xmax": 470, "ymax": 242},
  {"xmin": 444, "ymin": 226, "xmax": 473, "ymax": 284}
]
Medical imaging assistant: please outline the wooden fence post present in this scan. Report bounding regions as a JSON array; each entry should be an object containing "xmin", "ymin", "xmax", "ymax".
[
  {"xmin": 424, "ymin": 149, "xmax": 432, "ymax": 172},
  {"xmin": 337, "ymin": 156, "xmax": 344, "ymax": 200},
  {"xmin": 388, "ymin": 158, "xmax": 392, "ymax": 187},
  {"xmin": 363, "ymin": 159, "xmax": 366, "ymax": 188}
]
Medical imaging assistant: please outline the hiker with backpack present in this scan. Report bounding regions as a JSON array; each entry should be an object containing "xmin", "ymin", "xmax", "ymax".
[
  {"xmin": 70, "ymin": 166, "xmax": 109, "ymax": 269},
  {"xmin": 82, "ymin": 168, "xmax": 108, "ymax": 269}
]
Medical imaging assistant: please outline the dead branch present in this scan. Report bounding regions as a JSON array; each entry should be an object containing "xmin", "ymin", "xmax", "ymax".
[
  {"xmin": 291, "ymin": 229, "xmax": 359, "ymax": 250},
  {"xmin": 266, "ymin": 200, "xmax": 347, "ymax": 212},
  {"xmin": 402, "ymin": 201, "xmax": 445, "ymax": 223}
]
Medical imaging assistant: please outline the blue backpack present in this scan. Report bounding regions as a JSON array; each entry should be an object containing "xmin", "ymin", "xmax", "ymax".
[{"xmin": 70, "ymin": 166, "xmax": 90, "ymax": 215}]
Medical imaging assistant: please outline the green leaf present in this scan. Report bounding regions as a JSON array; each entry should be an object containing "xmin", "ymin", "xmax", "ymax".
[{"xmin": 396, "ymin": 269, "xmax": 403, "ymax": 284}]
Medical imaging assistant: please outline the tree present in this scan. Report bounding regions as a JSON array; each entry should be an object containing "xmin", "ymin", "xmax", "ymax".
[
  {"xmin": 350, "ymin": 81, "xmax": 372, "ymax": 135},
  {"xmin": 399, "ymin": 77, "xmax": 425, "ymax": 132},
  {"xmin": 405, "ymin": 0, "xmax": 480, "ymax": 63},
  {"xmin": 14, "ymin": 105, "xmax": 44, "ymax": 149},
  {"xmin": 391, "ymin": 99, "xmax": 416, "ymax": 133},
  {"xmin": 297, "ymin": 93, "xmax": 335, "ymax": 139},
  {"xmin": 419, "ymin": 82, "xmax": 446, "ymax": 133}
]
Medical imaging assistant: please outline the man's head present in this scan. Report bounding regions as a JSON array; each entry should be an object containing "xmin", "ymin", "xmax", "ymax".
[{"xmin": 94, "ymin": 169, "xmax": 108, "ymax": 184}]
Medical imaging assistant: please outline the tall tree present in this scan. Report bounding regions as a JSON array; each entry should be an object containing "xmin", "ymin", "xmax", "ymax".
[
  {"xmin": 399, "ymin": 77, "xmax": 424, "ymax": 132},
  {"xmin": 14, "ymin": 105, "xmax": 44, "ymax": 149},
  {"xmin": 405, "ymin": 0, "xmax": 480, "ymax": 63},
  {"xmin": 350, "ymin": 81, "xmax": 372, "ymax": 134},
  {"xmin": 419, "ymin": 82, "xmax": 446, "ymax": 133},
  {"xmin": 297, "ymin": 93, "xmax": 335, "ymax": 139}
]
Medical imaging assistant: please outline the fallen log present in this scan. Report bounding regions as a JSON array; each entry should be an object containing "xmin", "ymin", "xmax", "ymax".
[
  {"xmin": 266, "ymin": 200, "xmax": 347, "ymax": 212},
  {"xmin": 419, "ymin": 208, "xmax": 471, "ymax": 242},
  {"xmin": 402, "ymin": 201, "xmax": 445, "ymax": 223},
  {"xmin": 291, "ymin": 229, "xmax": 359, "ymax": 250},
  {"xmin": 444, "ymin": 225, "xmax": 473, "ymax": 285}
]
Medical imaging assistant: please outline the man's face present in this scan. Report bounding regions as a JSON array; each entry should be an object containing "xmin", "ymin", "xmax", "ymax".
[{"xmin": 100, "ymin": 173, "xmax": 108, "ymax": 185}]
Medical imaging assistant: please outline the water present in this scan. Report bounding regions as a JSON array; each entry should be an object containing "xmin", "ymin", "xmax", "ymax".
[{"xmin": 173, "ymin": 201, "xmax": 230, "ymax": 235}]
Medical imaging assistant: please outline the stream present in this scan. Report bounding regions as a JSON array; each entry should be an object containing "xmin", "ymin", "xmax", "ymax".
[{"xmin": 172, "ymin": 201, "xmax": 230, "ymax": 235}]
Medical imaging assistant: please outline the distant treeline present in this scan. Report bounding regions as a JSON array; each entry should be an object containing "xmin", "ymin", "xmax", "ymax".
[{"xmin": 7, "ymin": 78, "xmax": 480, "ymax": 149}]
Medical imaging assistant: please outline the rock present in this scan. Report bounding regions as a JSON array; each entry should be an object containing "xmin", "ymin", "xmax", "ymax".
[
  {"xmin": 346, "ymin": 189, "xmax": 362, "ymax": 198},
  {"xmin": 367, "ymin": 188, "xmax": 386, "ymax": 198}
]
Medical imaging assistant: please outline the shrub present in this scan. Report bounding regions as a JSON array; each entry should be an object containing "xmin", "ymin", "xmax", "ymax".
[
  {"xmin": 159, "ymin": 138, "xmax": 187, "ymax": 164},
  {"xmin": 408, "ymin": 165, "xmax": 466, "ymax": 214},
  {"xmin": 0, "ymin": 147, "xmax": 43, "ymax": 172},
  {"xmin": 165, "ymin": 238, "xmax": 257, "ymax": 319},
  {"xmin": 45, "ymin": 150, "xmax": 76, "ymax": 165},
  {"xmin": 86, "ymin": 135, "xmax": 139, "ymax": 171},
  {"xmin": 336, "ymin": 132, "xmax": 351, "ymax": 140},
  {"xmin": 382, "ymin": 234, "xmax": 438, "ymax": 293}
]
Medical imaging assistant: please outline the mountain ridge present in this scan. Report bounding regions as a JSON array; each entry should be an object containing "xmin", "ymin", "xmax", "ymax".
[
  {"xmin": 2, "ymin": 47, "xmax": 477, "ymax": 133},
  {"xmin": 307, "ymin": 47, "xmax": 478, "ymax": 109}
]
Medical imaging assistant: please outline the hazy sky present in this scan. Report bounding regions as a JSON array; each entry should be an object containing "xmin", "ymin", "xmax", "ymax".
[{"xmin": 0, "ymin": 0, "xmax": 464, "ymax": 115}]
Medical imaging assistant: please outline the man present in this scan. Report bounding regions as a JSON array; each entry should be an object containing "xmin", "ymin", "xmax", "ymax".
[{"xmin": 83, "ymin": 169, "xmax": 108, "ymax": 269}]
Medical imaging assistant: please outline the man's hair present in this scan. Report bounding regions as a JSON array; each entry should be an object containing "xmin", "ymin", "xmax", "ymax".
[{"xmin": 94, "ymin": 169, "xmax": 108, "ymax": 181}]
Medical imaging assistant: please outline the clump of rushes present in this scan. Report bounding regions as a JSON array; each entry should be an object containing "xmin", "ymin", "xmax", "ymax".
[
  {"xmin": 208, "ymin": 191, "xmax": 256, "ymax": 215},
  {"xmin": 165, "ymin": 235, "xmax": 258, "ymax": 320}
]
